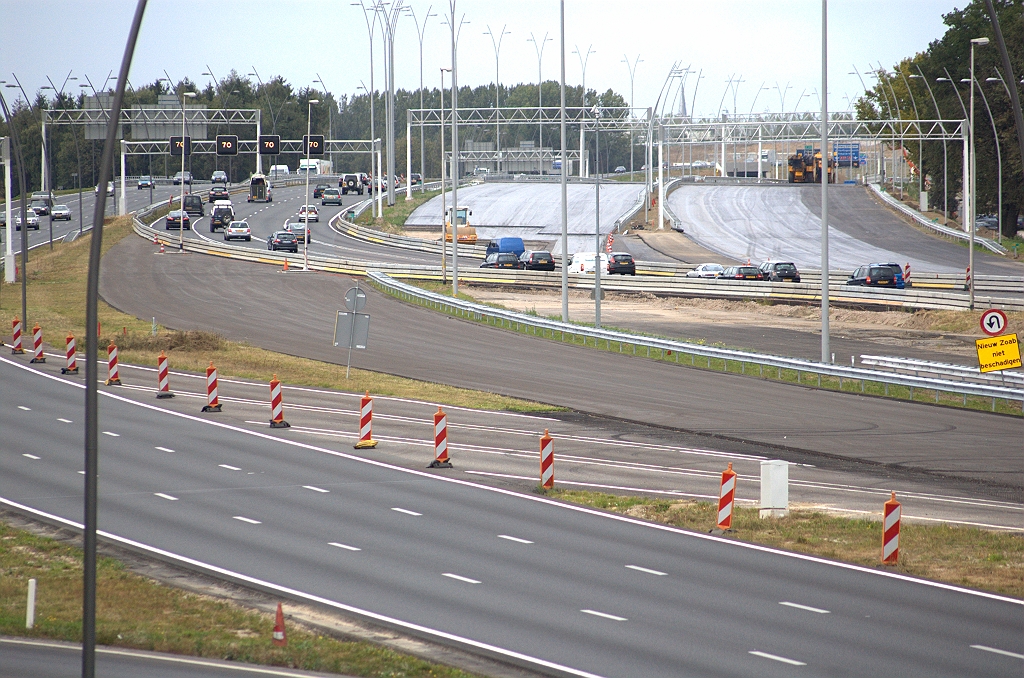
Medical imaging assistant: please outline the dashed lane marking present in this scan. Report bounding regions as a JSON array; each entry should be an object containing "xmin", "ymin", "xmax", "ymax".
[
  {"xmin": 233, "ymin": 516, "xmax": 261, "ymax": 524},
  {"xmin": 779, "ymin": 601, "xmax": 830, "ymax": 614},
  {"xmin": 155, "ymin": 493, "xmax": 178, "ymax": 501},
  {"xmin": 155, "ymin": 447, "xmax": 174, "ymax": 453},
  {"xmin": 303, "ymin": 485, "xmax": 329, "ymax": 493},
  {"xmin": 219, "ymin": 464, "xmax": 241, "ymax": 471},
  {"xmin": 497, "ymin": 535, "xmax": 533, "ymax": 544},
  {"xmin": 442, "ymin": 573, "xmax": 481, "ymax": 584},
  {"xmin": 581, "ymin": 609, "xmax": 627, "ymax": 621},
  {"xmin": 391, "ymin": 507, "xmax": 421, "ymax": 516},
  {"xmin": 971, "ymin": 645, "xmax": 1024, "ymax": 660},
  {"xmin": 102, "ymin": 431, "xmax": 120, "ymax": 437},
  {"xmin": 329, "ymin": 542, "xmax": 361, "ymax": 551},
  {"xmin": 58, "ymin": 418, "xmax": 72, "ymax": 423},
  {"xmin": 625, "ymin": 565, "xmax": 667, "ymax": 576},
  {"xmin": 749, "ymin": 651, "xmax": 806, "ymax": 666},
  {"xmin": 23, "ymin": 454, "xmax": 40, "ymax": 460},
  {"xmin": 18, "ymin": 406, "xmax": 31, "ymax": 411}
]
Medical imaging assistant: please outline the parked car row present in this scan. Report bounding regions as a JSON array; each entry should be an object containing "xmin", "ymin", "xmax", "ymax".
[
  {"xmin": 682, "ymin": 260, "xmax": 908, "ymax": 288},
  {"xmin": 479, "ymin": 250, "xmax": 556, "ymax": 271}
]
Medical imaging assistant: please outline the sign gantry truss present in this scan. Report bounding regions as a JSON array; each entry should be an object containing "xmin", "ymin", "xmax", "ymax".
[
  {"xmin": 45, "ymin": 108, "xmax": 261, "ymax": 126},
  {"xmin": 121, "ymin": 139, "xmax": 378, "ymax": 155},
  {"xmin": 660, "ymin": 118, "xmax": 967, "ymax": 144},
  {"xmin": 409, "ymin": 106, "xmax": 651, "ymax": 134}
]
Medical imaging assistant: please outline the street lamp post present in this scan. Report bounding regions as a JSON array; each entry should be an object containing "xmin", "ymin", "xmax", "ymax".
[
  {"xmin": 406, "ymin": 6, "xmax": 436, "ymax": 190},
  {"xmin": 968, "ymin": 36, "xmax": 989, "ymax": 310},
  {"xmin": 178, "ymin": 90, "xmax": 196, "ymax": 252},
  {"xmin": 484, "ymin": 25, "xmax": 511, "ymax": 174},
  {"xmin": 622, "ymin": 54, "xmax": 642, "ymax": 177},
  {"xmin": 440, "ymin": 67, "xmax": 450, "ymax": 283},
  {"xmin": 573, "ymin": 44, "xmax": 595, "ymax": 176},
  {"xmin": 303, "ymin": 99, "xmax": 319, "ymax": 271},
  {"xmin": 593, "ymin": 105, "xmax": 602, "ymax": 328},
  {"xmin": 911, "ymin": 69, "xmax": 948, "ymax": 224},
  {"xmin": 984, "ymin": 75, "xmax": 1007, "ymax": 243},
  {"xmin": 897, "ymin": 68, "xmax": 924, "ymax": 208},
  {"xmin": 528, "ymin": 32, "xmax": 552, "ymax": 167},
  {"xmin": 353, "ymin": 3, "xmax": 380, "ymax": 214}
]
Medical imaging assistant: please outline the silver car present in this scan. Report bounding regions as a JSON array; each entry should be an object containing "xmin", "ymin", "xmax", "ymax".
[
  {"xmin": 224, "ymin": 220, "xmax": 251, "ymax": 242},
  {"xmin": 15, "ymin": 211, "xmax": 40, "ymax": 230},
  {"xmin": 685, "ymin": 263, "xmax": 725, "ymax": 278},
  {"xmin": 52, "ymin": 204, "xmax": 72, "ymax": 220}
]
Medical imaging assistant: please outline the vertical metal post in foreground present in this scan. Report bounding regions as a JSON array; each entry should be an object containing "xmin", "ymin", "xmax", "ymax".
[
  {"xmin": 559, "ymin": 0, "xmax": 568, "ymax": 322},
  {"xmin": 83, "ymin": 3, "xmax": 147, "ymax": 676},
  {"xmin": 593, "ymin": 106, "xmax": 601, "ymax": 328},
  {"xmin": 820, "ymin": 0, "xmax": 830, "ymax": 363},
  {"xmin": 968, "ymin": 37, "xmax": 989, "ymax": 310},
  {"xmin": 449, "ymin": 0, "xmax": 460, "ymax": 296}
]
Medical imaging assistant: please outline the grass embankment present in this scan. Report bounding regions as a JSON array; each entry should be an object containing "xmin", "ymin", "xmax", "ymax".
[
  {"xmin": 0, "ymin": 214, "xmax": 555, "ymax": 413},
  {"xmin": 0, "ymin": 522, "xmax": 481, "ymax": 677},
  {"xmin": 354, "ymin": 188, "xmax": 442, "ymax": 235},
  {"xmin": 542, "ymin": 490, "xmax": 1024, "ymax": 599},
  {"xmin": 376, "ymin": 282, "xmax": 1024, "ymax": 417}
]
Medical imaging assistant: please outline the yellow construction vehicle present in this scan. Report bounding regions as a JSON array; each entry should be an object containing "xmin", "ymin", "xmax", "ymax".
[
  {"xmin": 788, "ymin": 149, "xmax": 815, "ymax": 183},
  {"xmin": 444, "ymin": 206, "xmax": 477, "ymax": 244}
]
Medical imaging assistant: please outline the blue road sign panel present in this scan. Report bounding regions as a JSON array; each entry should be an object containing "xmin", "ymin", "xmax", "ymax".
[{"xmin": 835, "ymin": 143, "xmax": 861, "ymax": 168}]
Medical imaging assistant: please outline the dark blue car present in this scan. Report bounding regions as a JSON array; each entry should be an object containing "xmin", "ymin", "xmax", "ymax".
[{"xmin": 871, "ymin": 263, "xmax": 906, "ymax": 289}]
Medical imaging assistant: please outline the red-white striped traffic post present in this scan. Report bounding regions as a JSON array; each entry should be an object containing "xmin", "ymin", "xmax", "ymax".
[
  {"xmin": 105, "ymin": 342, "xmax": 122, "ymax": 385},
  {"xmin": 201, "ymin": 361, "xmax": 222, "ymax": 412},
  {"xmin": 354, "ymin": 391, "xmax": 378, "ymax": 449},
  {"xmin": 156, "ymin": 351, "xmax": 174, "ymax": 399},
  {"xmin": 428, "ymin": 406, "xmax": 452, "ymax": 468},
  {"xmin": 965, "ymin": 265, "xmax": 972, "ymax": 291},
  {"xmin": 882, "ymin": 492, "xmax": 901, "ymax": 565},
  {"xmin": 903, "ymin": 262, "xmax": 911, "ymax": 287},
  {"xmin": 11, "ymin": 317, "xmax": 25, "ymax": 354},
  {"xmin": 62, "ymin": 334, "xmax": 78, "ymax": 375},
  {"xmin": 539, "ymin": 429, "xmax": 554, "ymax": 489},
  {"xmin": 269, "ymin": 374, "xmax": 290, "ymax": 428},
  {"xmin": 717, "ymin": 462, "xmax": 737, "ymax": 530},
  {"xmin": 29, "ymin": 324, "xmax": 45, "ymax": 364}
]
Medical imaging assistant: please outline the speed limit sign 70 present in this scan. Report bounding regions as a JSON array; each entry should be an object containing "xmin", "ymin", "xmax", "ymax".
[{"xmin": 980, "ymin": 309, "xmax": 1007, "ymax": 337}]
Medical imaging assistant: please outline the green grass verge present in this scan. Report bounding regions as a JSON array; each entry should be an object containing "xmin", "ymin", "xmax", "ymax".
[
  {"xmin": 373, "ymin": 280, "xmax": 1023, "ymax": 417},
  {"xmin": 0, "ymin": 214, "xmax": 557, "ymax": 414},
  {"xmin": 0, "ymin": 521, "xmax": 482, "ymax": 677},
  {"xmin": 540, "ymin": 490, "xmax": 1024, "ymax": 599}
]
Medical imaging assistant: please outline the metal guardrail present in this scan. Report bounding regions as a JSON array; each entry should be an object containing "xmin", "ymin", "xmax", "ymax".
[
  {"xmin": 869, "ymin": 183, "xmax": 1007, "ymax": 255},
  {"xmin": 366, "ymin": 271, "xmax": 1024, "ymax": 409},
  {"xmin": 859, "ymin": 354, "xmax": 1024, "ymax": 388}
]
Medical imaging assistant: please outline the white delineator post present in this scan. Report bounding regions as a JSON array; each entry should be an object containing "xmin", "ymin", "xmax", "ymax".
[
  {"xmin": 759, "ymin": 459, "xmax": 789, "ymax": 519},
  {"xmin": 26, "ymin": 578, "xmax": 36, "ymax": 629}
]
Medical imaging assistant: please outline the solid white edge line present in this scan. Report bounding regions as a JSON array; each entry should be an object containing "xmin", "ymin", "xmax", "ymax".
[
  {"xmin": 155, "ymin": 446, "xmax": 175, "ymax": 453},
  {"xmin": 0, "ymin": 637, "xmax": 339, "ymax": 676},
  {"xmin": 302, "ymin": 485, "xmax": 329, "ymax": 493},
  {"xmin": 749, "ymin": 650, "xmax": 807, "ymax": 666},
  {"xmin": 625, "ymin": 565, "xmax": 667, "ymax": 576},
  {"xmin": 57, "ymin": 418, "xmax": 73, "ymax": 423},
  {"xmin": 970, "ymin": 644, "xmax": 1024, "ymax": 660},
  {"xmin": 22, "ymin": 454, "xmax": 41, "ymax": 460},
  {"xmin": 154, "ymin": 493, "xmax": 179, "ymax": 501},
  {"xmin": 328, "ymin": 542, "xmax": 361, "ymax": 551},
  {"xmin": 779, "ymin": 601, "xmax": 830, "ymax": 614},
  {"xmin": 2, "ymin": 354, "xmax": 1021, "ymax": 607},
  {"xmin": 219, "ymin": 464, "xmax": 241, "ymax": 471},
  {"xmin": 497, "ymin": 535, "xmax": 534, "ymax": 544},
  {"xmin": 391, "ymin": 507, "xmax": 422, "ymax": 516},
  {"xmin": 442, "ymin": 573, "xmax": 481, "ymax": 584},
  {"xmin": 580, "ymin": 609, "xmax": 627, "ymax": 621},
  {"xmin": 0, "ymin": 497, "xmax": 606, "ymax": 678},
  {"xmin": 233, "ymin": 516, "xmax": 261, "ymax": 524}
]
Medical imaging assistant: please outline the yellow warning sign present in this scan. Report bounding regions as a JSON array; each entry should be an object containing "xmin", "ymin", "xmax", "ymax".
[{"xmin": 975, "ymin": 333, "xmax": 1022, "ymax": 373}]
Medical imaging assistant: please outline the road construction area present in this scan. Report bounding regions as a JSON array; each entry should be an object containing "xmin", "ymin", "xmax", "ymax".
[{"xmin": 405, "ymin": 181, "xmax": 644, "ymax": 254}]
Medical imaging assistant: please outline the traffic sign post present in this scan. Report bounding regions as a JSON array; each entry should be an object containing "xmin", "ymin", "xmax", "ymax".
[
  {"xmin": 980, "ymin": 309, "xmax": 1007, "ymax": 337},
  {"xmin": 334, "ymin": 285, "xmax": 370, "ymax": 379}
]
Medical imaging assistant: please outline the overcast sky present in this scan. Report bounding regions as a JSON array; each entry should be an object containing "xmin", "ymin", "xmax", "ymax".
[{"xmin": 2, "ymin": 1, "xmax": 958, "ymax": 117}]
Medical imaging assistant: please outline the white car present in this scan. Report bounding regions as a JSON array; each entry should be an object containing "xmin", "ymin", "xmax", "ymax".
[
  {"xmin": 94, "ymin": 181, "xmax": 115, "ymax": 196},
  {"xmin": 52, "ymin": 204, "xmax": 72, "ymax": 220},
  {"xmin": 297, "ymin": 205, "xmax": 319, "ymax": 223},
  {"xmin": 15, "ymin": 211, "xmax": 41, "ymax": 230},
  {"xmin": 685, "ymin": 263, "xmax": 725, "ymax": 278},
  {"xmin": 223, "ymin": 220, "xmax": 251, "ymax": 242},
  {"xmin": 568, "ymin": 252, "xmax": 609, "ymax": 274}
]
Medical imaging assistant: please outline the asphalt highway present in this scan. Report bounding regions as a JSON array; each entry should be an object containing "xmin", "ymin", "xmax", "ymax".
[
  {"xmin": 0, "ymin": 637, "xmax": 342, "ymax": 678},
  {"xmin": 2, "ymin": 357, "xmax": 1022, "ymax": 677},
  {"xmin": 98, "ymin": 238, "xmax": 1024, "ymax": 496}
]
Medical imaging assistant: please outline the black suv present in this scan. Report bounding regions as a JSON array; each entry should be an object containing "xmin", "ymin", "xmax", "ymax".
[
  {"xmin": 846, "ymin": 265, "xmax": 896, "ymax": 286},
  {"xmin": 208, "ymin": 185, "xmax": 230, "ymax": 203},
  {"xmin": 182, "ymin": 194, "xmax": 205, "ymax": 216},
  {"xmin": 340, "ymin": 174, "xmax": 364, "ymax": 195},
  {"xmin": 267, "ymin": 231, "xmax": 298, "ymax": 252},
  {"xmin": 758, "ymin": 261, "xmax": 801, "ymax": 282},
  {"xmin": 480, "ymin": 252, "xmax": 522, "ymax": 269},
  {"xmin": 313, "ymin": 183, "xmax": 330, "ymax": 199}
]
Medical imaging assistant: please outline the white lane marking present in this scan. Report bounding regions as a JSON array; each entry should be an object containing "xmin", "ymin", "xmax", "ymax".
[
  {"xmin": 58, "ymin": 418, "xmax": 73, "ymax": 423},
  {"xmin": 219, "ymin": 464, "xmax": 241, "ymax": 471},
  {"xmin": 155, "ymin": 446, "xmax": 175, "ymax": 453},
  {"xmin": 779, "ymin": 601, "xmax": 830, "ymax": 614},
  {"xmin": 77, "ymin": 471, "xmax": 85, "ymax": 474},
  {"xmin": 391, "ymin": 507, "xmax": 422, "ymax": 516},
  {"xmin": 6, "ymin": 356, "xmax": 1020, "ymax": 608},
  {"xmin": 18, "ymin": 406, "xmax": 31, "ymax": 411},
  {"xmin": 102, "ymin": 431, "xmax": 120, "ymax": 437},
  {"xmin": 329, "ymin": 542, "xmax": 361, "ymax": 551},
  {"xmin": 233, "ymin": 516, "xmax": 261, "ymax": 524},
  {"xmin": 749, "ymin": 650, "xmax": 806, "ymax": 666},
  {"xmin": 464, "ymin": 470, "xmax": 744, "ymax": 502},
  {"xmin": 625, "ymin": 565, "xmax": 667, "ymax": 576},
  {"xmin": 581, "ymin": 609, "xmax": 627, "ymax": 621},
  {"xmin": 971, "ymin": 644, "xmax": 1024, "ymax": 660},
  {"xmin": 155, "ymin": 493, "xmax": 178, "ymax": 501},
  {"xmin": 23, "ymin": 454, "xmax": 41, "ymax": 460},
  {"xmin": 497, "ymin": 534, "xmax": 533, "ymax": 544},
  {"xmin": 303, "ymin": 485, "xmax": 329, "ymax": 493},
  {"xmin": 442, "ymin": 573, "xmax": 481, "ymax": 584}
]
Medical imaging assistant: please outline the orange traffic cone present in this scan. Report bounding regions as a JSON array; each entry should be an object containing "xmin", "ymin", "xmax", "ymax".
[
  {"xmin": 282, "ymin": 258, "xmax": 289, "ymax": 272},
  {"xmin": 272, "ymin": 602, "xmax": 286, "ymax": 646}
]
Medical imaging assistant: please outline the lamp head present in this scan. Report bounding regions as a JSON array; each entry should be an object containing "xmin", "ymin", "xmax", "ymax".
[
  {"xmin": 309, "ymin": 99, "xmax": 320, "ymax": 104},
  {"xmin": 970, "ymin": 37, "xmax": 990, "ymax": 45}
]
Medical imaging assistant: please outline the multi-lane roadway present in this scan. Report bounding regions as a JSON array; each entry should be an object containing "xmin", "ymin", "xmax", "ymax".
[{"xmin": 2, "ymin": 356, "xmax": 1022, "ymax": 678}]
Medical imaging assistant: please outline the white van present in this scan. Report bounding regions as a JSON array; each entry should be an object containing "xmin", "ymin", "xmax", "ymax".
[
  {"xmin": 269, "ymin": 165, "xmax": 290, "ymax": 179},
  {"xmin": 569, "ymin": 252, "xmax": 609, "ymax": 274}
]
